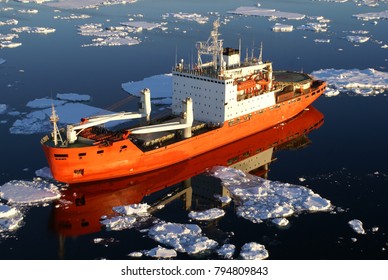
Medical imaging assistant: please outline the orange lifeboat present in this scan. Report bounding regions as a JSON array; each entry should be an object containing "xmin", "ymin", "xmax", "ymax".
[{"xmin": 237, "ymin": 79, "xmax": 257, "ymax": 91}]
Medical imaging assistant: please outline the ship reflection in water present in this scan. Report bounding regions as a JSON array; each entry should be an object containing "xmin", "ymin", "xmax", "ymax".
[{"xmin": 51, "ymin": 106, "xmax": 324, "ymax": 242}]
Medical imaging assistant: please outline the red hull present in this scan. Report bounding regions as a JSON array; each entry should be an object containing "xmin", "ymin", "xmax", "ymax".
[
  {"xmin": 42, "ymin": 82, "xmax": 325, "ymax": 183},
  {"xmin": 52, "ymin": 105, "xmax": 324, "ymax": 236}
]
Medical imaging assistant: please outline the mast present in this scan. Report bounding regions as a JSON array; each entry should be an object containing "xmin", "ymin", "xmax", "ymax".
[
  {"xmin": 50, "ymin": 103, "xmax": 64, "ymax": 146},
  {"xmin": 196, "ymin": 18, "xmax": 224, "ymax": 72},
  {"xmin": 259, "ymin": 42, "xmax": 263, "ymax": 63}
]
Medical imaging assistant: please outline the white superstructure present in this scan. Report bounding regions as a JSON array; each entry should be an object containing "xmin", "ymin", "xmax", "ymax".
[{"xmin": 172, "ymin": 19, "xmax": 277, "ymax": 125}]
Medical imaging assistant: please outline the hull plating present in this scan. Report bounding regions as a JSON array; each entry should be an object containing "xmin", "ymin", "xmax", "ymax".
[{"xmin": 42, "ymin": 83, "xmax": 325, "ymax": 184}]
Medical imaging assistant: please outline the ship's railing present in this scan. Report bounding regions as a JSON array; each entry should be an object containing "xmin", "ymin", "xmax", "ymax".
[
  {"xmin": 173, "ymin": 65, "xmax": 224, "ymax": 80},
  {"xmin": 173, "ymin": 59, "xmax": 271, "ymax": 80}
]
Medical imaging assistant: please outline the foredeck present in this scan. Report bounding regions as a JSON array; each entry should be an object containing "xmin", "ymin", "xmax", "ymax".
[
  {"xmin": 130, "ymin": 119, "xmax": 208, "ymax": 151},
  {"xmin": 273, "ymin": 71, "xmax": 312, "ymax": 84}
]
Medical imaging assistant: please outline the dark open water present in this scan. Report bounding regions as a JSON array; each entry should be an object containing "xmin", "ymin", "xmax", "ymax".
[{"xmin": 0, "ymin": 0, "xmax": 387, "ymax": 260}]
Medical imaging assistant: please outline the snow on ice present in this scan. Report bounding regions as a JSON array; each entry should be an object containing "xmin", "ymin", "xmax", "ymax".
[
  {"xmin": 148, "ymin": 222, "xmax": 218, "ymax": 255},
  {"xmin": 46, "ymin": 0, "xmax": 137, "ymax": 10},
  {"xmin": 0, "ymin": 41, "xmax": 22, "ymax": 48},
  {"xmin": 297, "ymin": 22, "xmax": 328, "ymax": 32},
  {"xmin": 120, "ymin": 21, "xmax": 165, "ymax": 31},
  {"xmin": 229, "ymin": 6, "xmax": 305, "ymax": 20},
  {"xmin": 122, "ymin": 74, "xmax": 172, "ymax": 104},
  {"xmin": 239, "ymin": 242, "xmax": 269, "ymax": 260},
  {"xmin": 100, "ymin": 203, "xmax": 150, "ymax": 231},
  {"xmin": 100, "ymin": 215, "xmax": 137, "ymax": 231},
  {"xmin": 35, "ymin": 167, "xmax": 53, "ymax": 179},
  {"xmin": 144, "ymin": 245, "xmax": 177, "ymax": 259},
  {"xmin": 272, "ymin": 23, "xmax": 293, "ymax": 32},
  {"xmin": 0, "ymin": 174, "xmax": 60, "ymax": 235},
  {"xmin": 0, "ymin": 33, "xmax": 19, "ymax": 41},
  {"xmin": 210, "ymin": 166, "xmax": 332, "ymax": 224},
  {"xmin": 0, "ymin": 204, "xmax": 23, "ymax": 233},
  {"xmin": 11, "ymin": 27, "xmax": 56, "ymax": 34},
  {"xmin": 18, "ymin": 9, "xmax": 39, "ymax": 14},
  {"xmin": 188, "ymin": 208, "xmax": 225, "ymax": 221},
  {"xmin": 272, "ymin": 217, "xmax": 290, "ymax": 227},
  {"xmin": 78, "ymin": 23, "xmax": 141, "ymax": 47},
  {"xmin": 113, "ymin": 203, "xmax": 150, "ymax": 216},
  {"xmin": 0, "ymin": 104, "xmax": 7, "ymax": 114},
  {"xmin": 56, "ymin": 93, "xmax": 91, "ymax": 102},
  {"xmin": 346, "ymin": 35, "xmax": 370, "ymax": 44},
  {"xmin": 54, "ymin": 14, "xmax": 91, "ymax": 20},
  {"xmin": 0, "ymin": 19, "xmax": 18, "ymax": 26},
  {"xmin": 311, "ymin": 68, "xmax": 388, "ymax": 97},
  {"xmin": 214, "ymin": 194, "xmax": 232, "ymax": 204},
  {"xmin": 26, "ymin": 98, "xmax": 67, "ymax": 109},
  {"xmin": 348, "ymin": 219, "xmax": 366, "ymax": 234},
  {"xmin": 353, "ymin": 10, "xmax": 388, "ymax": 21},
  {"xmin": 10, "ymin": 97, "xmax": 113, "ymax": 134},
  {"xmin": 162, "ymin": 13, "xmax": 209, "ymax": 24},
  {"xmin": 216, "ymin": 244, "xmax": 236, "ymax": 259},
  {"xmin": 0, "ymin": 179, "xmax": 60, "ymax": 205}
]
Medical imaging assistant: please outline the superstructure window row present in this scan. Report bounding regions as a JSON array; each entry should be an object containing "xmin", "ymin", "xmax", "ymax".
[{"xmin": 174, "ymin": 74, "xmax": 225, "ymax": 84}]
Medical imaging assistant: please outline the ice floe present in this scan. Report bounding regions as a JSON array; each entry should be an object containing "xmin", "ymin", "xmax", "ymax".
[
  {"xmin": 348, "ymin": 219, "xmax": 366, "ymax": 234},
  {"xmin": 214, "ymin": 194, "xmax": 232, "ymax": 204},
  {"xmin": 10, "ymin": 98, "xmax": 114, "ymax": 134},
  {"xmin": 78, "ymin": 23, "xmax": 141, "ymax": 47},
  {"xmin": 15, "ymin": 0, "xmax": 52, "ymax": 3},
  {"xmin": 26, "ymin": 98, "xmax": 66, "ymax": 109},
  {"xmin": 0, "ymin": 178, "xmax": 60, "ymax": 205},
  {"xmin": 53, "ymin": 14, "xmax": 91, "ymax": 20},
  {"xmin": 11, "ymin": 27, "xmax": 56, "ymax": 34},
  {"xmin": 297, "ymin": 22, "xmax": 328, "ymax": 32},
  {"xmin": 229, "ymin": 6, "xmax": 305, "ymax": 20},
  {"xmin": 35, "ymin": 167, "xmax": 53, "ymax": 179},
  {"xmin": 46, "ymin": 0, "xmax": 137, "ymax": 10},
  {"xmin": 112, "ymin": 203, "xmax": 150, "ymax": 216},
  {"xmin": 56, "ymin": 93, "xmax": 91, "ymax": 102},
  {"xmin": 18, "ymin": 9, "xmax": 39, "ymax": 14},
  {"xmin": 148, "ymin": 222, "xmax": 218, "ymax": 255},
  {"xmin": 311, "ymin": 68, "xmax": 388, "ymax": 96},
  {"xmin": 120, "ymin": 21, "xmax": 165, "ymax": 31},
  {"xmin": 0, "ymin": 7, "xmax": 14, "ymax": 12},
  {"xmin": 0, "ymin": 33, "xmax": 19, "ymax": 41},
  {"xmin": 188, "ymin": 208, "xmax": 225, "ymax": 221},
  {"xmin": 346, "ymin": 35, "xmax": 370, "ymax": 44},
  {"xmin": 128, "ymin": 251, "xmax": 143, "ymax": 258},
  {"xmin": 314, "ymin": 39, "xmax": 331, "ymax": 44},
  {"xmin": 0, "ymin": 204, "xmax": 23, "ymax": 233},
  {"xmin": 0, "ymin": 104, "xmax": 7, "ymax": 114},
  {"xmin": 0, "ymin": 19, "xmax": 18, "ymax": 26},
  {"xmin": 216, "ymin": 244, "xmax": 236, "ymax": 259},
  {"xmin": 316, "ymin": 0, "xmax": 382, "ymax": 7},
  {"xmin": 239, "ymin": 242, "xmax": 269, "ymax": 260},
  {"xmin": 162, "ymin": 12, "xmax": 209, "ymax": 24},
  {"xmin": 272, "ymin": 23, "xmax": 293, "ymax": 32},
  {"xmin": 272, "ymin": 217, "xmax": 290, "ymax": 227},
  {"xmin": 100, "ymin": 203, "xmax": 150, "ymax": 231},
  {"xmin": 144, "ymin": 245, "xmax": 177, "ymax": 259},
  {"xmin": 0, "ymin": 41, "xmax": 22, "ymax": 48},
  {"xmin": 353, "ymin": 10, "xmax": 388, "ymax": 21},
  {"xmin": 100, "ymin": 215, "xmax": 137, "ymax": 231},
  {"xmin": 0, "ymin": 178, "xmax": 60, "ymax": 234},
  {"xmin": 0, "ymin": 204, "xmax": 19, "ymax": 219},
  {"xmin": 122, "ymin": 74, "xmax": 172, "ymax": 104},
  {"xmin": 210, "ymin": 166, "xmax": 332, "ymax": 224}
]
